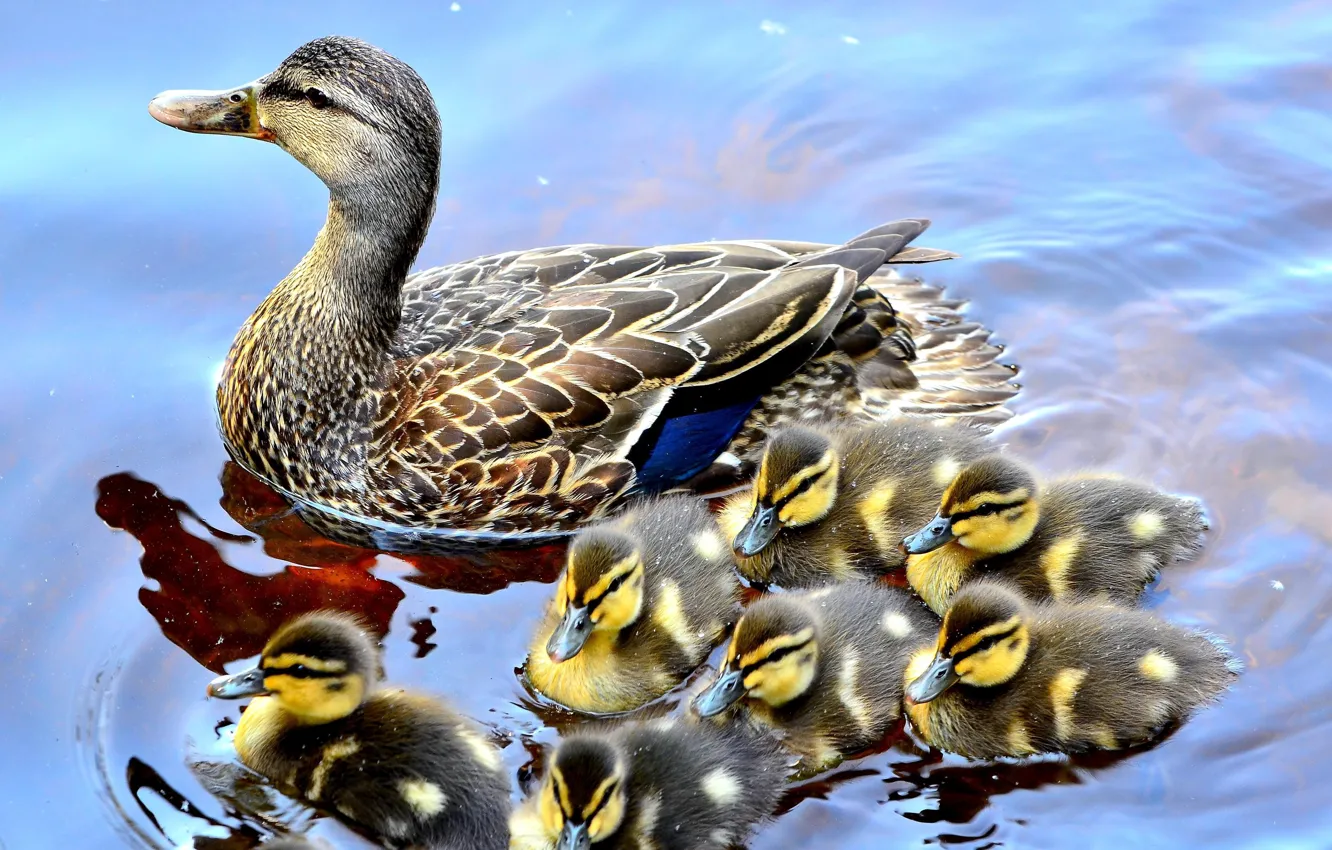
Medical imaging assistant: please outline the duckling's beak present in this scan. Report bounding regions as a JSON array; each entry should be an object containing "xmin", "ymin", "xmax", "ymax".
[
  {"xmin": 735, "ymin": 504, "xmax": 780, "ymax": 557},
  {"xmin": 148, "ymin": 83, "xmax": 275, "ymax": 141},
  {"xmin": 547, "ymin": 606, "xmax": 594, "ymax": 663},
  {"xmin": 557, "ymin": 821, "xmax": 591, "ymax": 850},
  {"xmin": 902, "ymin": 513, "xmax": 955, "ymax": 554},
  {"xmin": 905, "ymin": 655, "xmax": 959, "ymax": 704},
  {"xmin": 206, "ymin": 667, "xmax": 269, "ymax": 699},
  {"xmin": 693, "ymin": 667, "xmax": 746, "ymax": 718}
]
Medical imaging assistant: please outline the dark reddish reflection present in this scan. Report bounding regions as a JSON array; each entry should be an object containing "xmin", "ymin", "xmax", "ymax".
[
  {"xmin": 127, "ymin": 757, "xmax": 264, "ymax": 849},
  {"xmin": 221, "ymin": 461, "xmax": 569, "ymax": 593},
  {"xmin": 95, "ymin": 472, "xmax": 404, "ymax": 672}
]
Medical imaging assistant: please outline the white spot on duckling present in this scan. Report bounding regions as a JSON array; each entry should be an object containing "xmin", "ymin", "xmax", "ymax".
[
  {"xmin": 1129, "ymin": 510, "xmax": 1165, "ymax": 541},
  {"xmin": 456, "ymin": 724, "xmax": 502, "ymax": 772},
  {"xmin": 693, "ymin": 530, "xmax": 726, "ymax": 561},
  {"xmin": 308, "ymin": 737, "xmax": 360, "ymax": 801},
  {"xmin": 1139, "ymin": 649, "xmax": 1178, "ymax": 682},
  {"xmin": 702, "ymin": 768, "xmax": 742, "ymax": 806},
  {"xmin": 932, "ymin": 457, "xmax": 961, "ymax": 489},
  {"xmin": 636, "ymin": 791, "xmax": 662, "ymax": 836},
  {"xmin": 881, "ymin": 611, "xmax": 913, "ymax": 638},
  {"xmin": 400, "ymin": 778, "xmax": 447, "ymax": 817}
]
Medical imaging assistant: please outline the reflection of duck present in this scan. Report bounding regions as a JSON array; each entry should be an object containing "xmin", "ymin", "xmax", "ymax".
[
  {"xmin": 208, "ymin": 612, "xmax": 510, "ymax": 849},
  {"xmin": 903, "ymin": 455, "xmax": 1210, "ymax": 614},
  {"xmin": 95, "ymin": 472, "xmax": 403, "ymax": 670},
  {"xmin": 510, "ymin": 719, "xmax": 786, "ymax": 850},
  {"xmin": 718, "ymin": 420, "xmax": 990, "ymax": 587},
  {"xmin": 693, "ymin": 583, "xmax": 936, "ymax": 774},
  {"xmin": 904, "ymin": 581, "xmax": 1239, "ymax": 759},
  {"xmin": 148, "ymin": 35, "xmax": 1018, "ymax": 544},
  {"xmin": 526, "ymin": 496, "xmax": 739, "ymax": 713}
]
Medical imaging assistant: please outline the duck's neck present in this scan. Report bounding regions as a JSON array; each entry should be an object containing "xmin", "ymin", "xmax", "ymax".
[{"xmin": 218, "ymin": 177, "xmax": 436, "ymax": 497}]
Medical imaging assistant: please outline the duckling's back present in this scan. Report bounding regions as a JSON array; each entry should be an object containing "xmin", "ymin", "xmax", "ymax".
[
  {"xmin": 614, "ymin": 719, "xmax": 787, "ymax": 850},
  {"xmin": 989, "ymin": 477, "xmax": 1208, "ymax": 605},
  {"xmin": 287, "ymin": 691, "xmax": 511, "ymax": 850}
]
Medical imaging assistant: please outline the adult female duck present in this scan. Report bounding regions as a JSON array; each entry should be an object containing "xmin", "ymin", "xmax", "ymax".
[{"xmin": 148, "ymin": 36, "xmax": 1018, "ymax": 545}]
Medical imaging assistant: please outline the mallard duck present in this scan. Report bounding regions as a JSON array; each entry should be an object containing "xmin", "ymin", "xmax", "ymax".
[
  {"xmin": 206, "ymin": 611, "xmax": 510, "ymax": 849},
  {"xmin": 147, "ymin": 35, "xmax": 1018, "ymax": 546},
  {"xmin": 715, "ymin": 420, "xmax": 990, "ymax": 587},
  {"xmin": 902, "ymin": 454, "xmax": 1210, "ymax": 614},
  {"xmin": 524, "ymin": 495, "xmax": 739, "ymax": 714},
  {"xmin": 509, "ymin": 718, "xmax": 786, "ymax": 850},
  {"xmin": 904, "ymin": 580, "xmax": 1239, "ymax": 759},
  {"xmin": 692, "ymin": 583, "xmax": 936, "ymax": 773}
]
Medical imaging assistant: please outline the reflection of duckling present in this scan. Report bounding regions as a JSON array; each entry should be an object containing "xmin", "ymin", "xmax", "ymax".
[
  {"xmin": 207, "ymin": 612, "xmax": 510, "ymax": 849},
  {"xmin": 903, "ymin": 455, "xmax": 1209, "ymax": 613},
  {"xmin": 904, "ymin": 581, "xmax": 1238, "ymax": 759},
  {"xmin": 526, "ymin": 496, "xmax": 740, "ymax": 714},
  {"xmin": 717, "ymin": 421, "xmax": 989, "ymax": 588},
  {"xmin": 692, "ymin": 583, "xmax": 936, "ymax": 773},
  {"xmin": 510, "ymin": 718, "xmax": 786, "ymax": 850}
]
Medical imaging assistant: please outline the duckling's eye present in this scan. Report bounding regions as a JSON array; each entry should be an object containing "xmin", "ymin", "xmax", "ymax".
[
  {"xmin": 228, "ymin": 91, "xmax": 244, "ymax": 104},
  {"xmin": 304, "ymin": 87, "xmax": 330, "ymax": 109}
]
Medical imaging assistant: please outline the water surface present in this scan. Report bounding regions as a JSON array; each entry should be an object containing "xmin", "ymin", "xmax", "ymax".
[{"xmin": 3, "ymin": 1, "xmax": 1331, "ymax": 848}]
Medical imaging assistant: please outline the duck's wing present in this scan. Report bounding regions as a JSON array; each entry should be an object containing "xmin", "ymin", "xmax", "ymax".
[{"xmin": 379, "ymin": 223, "xmax": 948, "ymax": 492}]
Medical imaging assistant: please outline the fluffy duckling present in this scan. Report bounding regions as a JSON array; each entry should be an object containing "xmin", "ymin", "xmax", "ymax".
[
  {"xmin": 692, "ymin": 583, "xmax": 937, "ymax": 773},
  {"xmin": 525, "ymin": 495, "xmax": 740, "ymax": 714},
  {"xmin": 510, "ymin": 719, "xmax": 786, "ymax": 850},
  {"xmin": 904, "ymin": 581, "xmax": 1238, "ymax": 759},
  {"xmin": 207, "ymin": 612, "xmax": 510, "ymax": 850},
  {"xmin": 903, "ymin": 454, "xmax": 1209, "ymax": 614},
  {"xmin": 717, "ymin": 420, "xmax": 990, "ymax": 588}
]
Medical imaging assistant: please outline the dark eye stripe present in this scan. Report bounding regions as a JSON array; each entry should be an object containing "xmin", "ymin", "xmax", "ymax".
[
  {"xmin": 948, "ymin": 500, "xmax": 1025, "ymax": 522},
  {"xmin": 262, "ymin": 664, "xmax": 341, "ymax": 679},
  {"xmin": 772, "ymin": 468, "xmax": 827, "ymax": 510},
  {"xmin": 742, "ymin": 639, "xmax": 811, "ymax": 675},
  {"xmin": 584, "ymin": 779, "xmax": 619, "ymax": 821},
  {"xmin": 950, "ymin": 625, "xmax": 1021, "ymax": 660},
  {"xmin": 582, "ymin": 568, "xmax": 635, "ymax": 611}
]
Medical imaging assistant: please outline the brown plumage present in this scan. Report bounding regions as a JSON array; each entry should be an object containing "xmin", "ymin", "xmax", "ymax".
[
  {"xmin": 904, "ymin": 455, "xmax": 1211, "ymax": 614},
  {"xmin": 149, "ymin": 36, "xmax": 1019, "ymax": 548},
  {"xmin": 904, "ymin": 581, "xmax": 1239, "ymax": 759},
  {"xmin": 717, "ymin": 419, "xmax": 991, "ymax": 587},
  {"xmin": 692, "ymin": 583, "xmax": 937, "ymax": 774}
]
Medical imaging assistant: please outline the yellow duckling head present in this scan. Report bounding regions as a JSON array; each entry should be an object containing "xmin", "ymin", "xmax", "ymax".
[
  {"xmin": 903, "ymin": 455, "xmax": 1040, "ymax": 556},
  {"xmin": 693, "ymin": 594, "xmax": 821, "ymax": 717},
  {"xmin": 207, "ymin": 611, "xmax": 377, "ymax": 724},
  {"xmin": 733, "ymin": 426, "xmax": 840, "ymax": 557},
  {"xmin": 538, "ymin": 736, "xmax": 629, "ymax": 850},
  {"xmin": 906, "ymin": 582, "xmax": 1031, "ymax": 704},
  {"xmin": 546, "ymin": 528, "xmax": 647, "ymax": 663}
]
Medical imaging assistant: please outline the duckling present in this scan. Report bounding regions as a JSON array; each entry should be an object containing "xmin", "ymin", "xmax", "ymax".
[
  {"xmin": 716, "ymin": 420, "xmax": 990, "ymax": 588},
  {"xmin": 510, "ymin": 718, "xmax": 787, "ymax": 850},
  {"xmin": 692, "ymin": 583, "xmax": 937, "ymax": 773},
  {"xmin": 207, "ymin": 612, "xmax": 510, "ymax": 850},
  {"xmin": 902, "ymin": 454, "xmax": 1209, "ymax": 614},
  {"xmin": 903, "ymin": 580, "xmax": 1238, "ymax": 759},
  {"xmin": 525, "ymin": 495, "xmax": 741, "ymax": 714}
]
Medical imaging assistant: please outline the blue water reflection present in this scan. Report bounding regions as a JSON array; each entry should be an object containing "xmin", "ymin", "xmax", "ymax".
[{"xmin": 3, "ymin": 0, "xmax": 1332, "ymax": 848}]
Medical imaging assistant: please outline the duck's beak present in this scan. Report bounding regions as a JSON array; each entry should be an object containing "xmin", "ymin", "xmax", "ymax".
[
  {"xmin": 902, "ymin": 513, "xmax": 954, "ymax": 554},
  {"xmin": 207, "ymin": 667, "xmax": 269, "ymax": 699},
  {"xmin": 735, "ymin": 504, "xmax": 780, "ymax": 557},
  {"xmin": 148, "ymin": 82, "xmax": 274, "ymax": 141},
  {"xmin": 693, "ymin": 667, "xmax": 746, "ymax": 718},
  {"xmin": 546, "ymin": 605, "xmax": 593, "ymax": 663},
  {"xmin": 905, "ymin": 655, "xmax": 959, "ymax": 704},
  {"xmin": 556, "ymin": 821, "xmax": 591, "ymax": 850}
]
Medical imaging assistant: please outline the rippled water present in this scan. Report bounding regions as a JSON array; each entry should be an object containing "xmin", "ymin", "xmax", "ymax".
[{"xmin": 4, "ymin": 1, "xmax": 1332, "ymax": 848}]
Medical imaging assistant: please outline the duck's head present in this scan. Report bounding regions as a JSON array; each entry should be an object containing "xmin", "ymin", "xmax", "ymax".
[
  {"xmin": 207, "ymin": 611, "xmax": 378, "ymax": 724},
  {"xmin": 734, "ymin": 426, "xmax": 840, "ymax": 557},
  {"xmin": 149, "ymin": 36, "xmax": 440, "ymax": 206},
  {"xmin": 546, "ymin": 528, "xmax": 646, "ymax": 663},
  {"xmin": 902, "ymin": 455, "xmax": 1040, "ymax": 556},
  {"xmin": 538, "ymin": 736, "xmax": 628, "ymax": 850},
  {"xmin": 906, "ymin": 581, "xmax": 1030, "ymax": 703},
  {"xmin": 693, "ymin": 594, "xmax": 821, "ymax": 717}
]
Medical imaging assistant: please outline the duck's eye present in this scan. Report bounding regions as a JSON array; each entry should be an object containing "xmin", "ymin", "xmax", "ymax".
[
  {"xmin": 228, "ymin": 91, "xmax": 244, "ymax": 104},
  {"xmin": 304, "ymin": 87, "xmax": 330, "ymax": 109}
]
